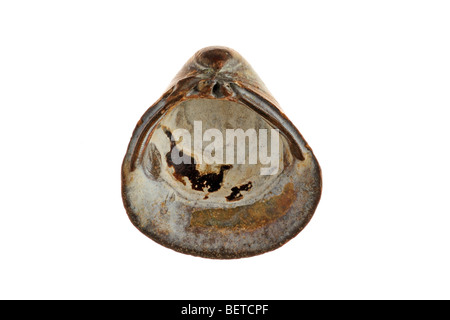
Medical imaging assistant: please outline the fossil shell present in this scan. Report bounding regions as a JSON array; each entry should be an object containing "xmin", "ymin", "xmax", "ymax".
[{"xmin": 121, "ymin": 46, "xmax": 322, "ymax": 259}]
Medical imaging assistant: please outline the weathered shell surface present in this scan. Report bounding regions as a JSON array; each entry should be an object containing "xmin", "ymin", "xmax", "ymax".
[{"xmin": 122, "ymin": 46, "xmax": 322, "ymax": 259}]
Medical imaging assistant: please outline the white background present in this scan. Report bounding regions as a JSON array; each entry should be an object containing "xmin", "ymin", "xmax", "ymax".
[{"xmin": 1, "ymin": 1, "xmax": 449, "ymax": 300}]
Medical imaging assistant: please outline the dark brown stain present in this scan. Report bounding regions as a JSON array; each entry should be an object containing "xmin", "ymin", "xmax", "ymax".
[
  {"xmin": 226, "ymin": 181, "xmax": 252, "ymax": 202},
  {"xmin": 164, "ymin": 129, "xmax": 231, "ymax": 193}
]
